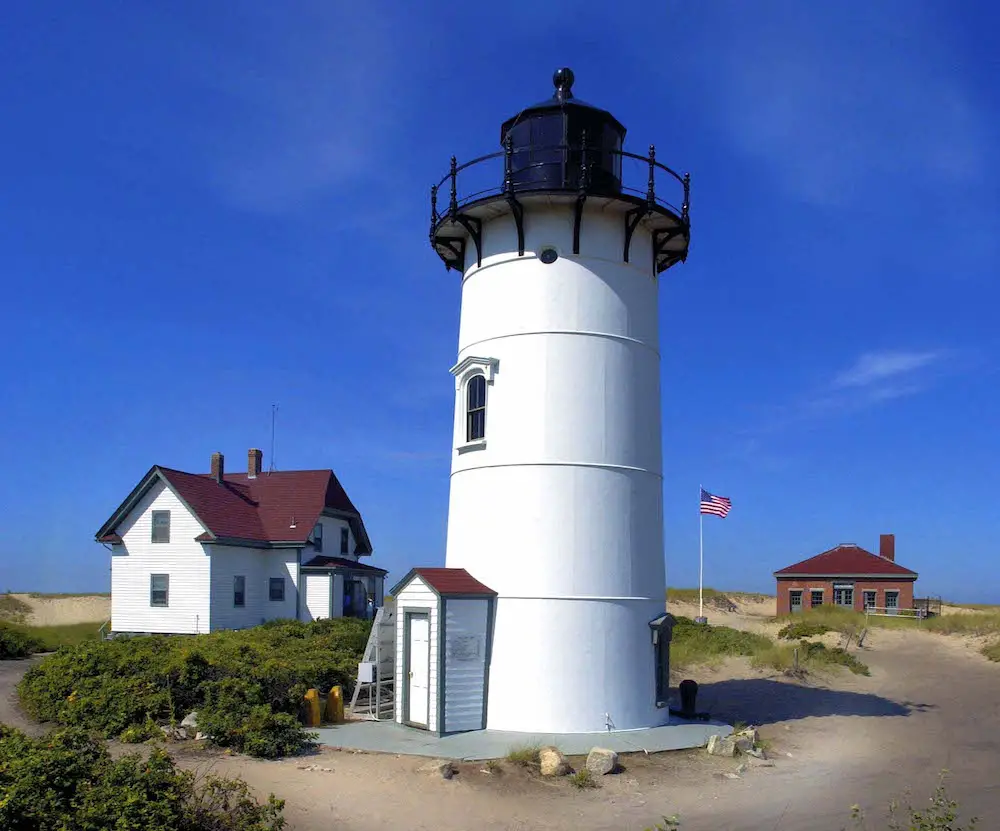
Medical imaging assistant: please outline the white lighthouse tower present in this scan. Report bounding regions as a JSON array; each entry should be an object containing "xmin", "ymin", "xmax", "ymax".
[{"xmin": 430, "ymin": 69, "xmax": 690, "ymax": 735}]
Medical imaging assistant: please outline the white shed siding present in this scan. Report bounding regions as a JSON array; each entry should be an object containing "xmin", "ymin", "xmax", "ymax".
[
  {"xmin": 394, "ymin": 576, "xmax": 439, "ymax": 732},
  {"xmin": 208, "ymin": 546, "xmax": 264, "ymax": 631},
  {"xmin": 110, "ymin": 478, "xmax": 210, "ymax": 634},
  {"xmin": 443, "ymin": 599, "xmax": 490, "ymax": 733},
  {"xmin": 262, "ymin": 550, "xmax": 299, "ymax": 621},
  {"xmin": 302, "ymin": 573, "xmax": 332, "ymax": 621}
]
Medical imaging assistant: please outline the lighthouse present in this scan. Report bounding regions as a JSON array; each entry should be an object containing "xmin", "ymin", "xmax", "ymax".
[{"xmin": 426, "ymin": 68, "xmax": 690, "ymax": 735}]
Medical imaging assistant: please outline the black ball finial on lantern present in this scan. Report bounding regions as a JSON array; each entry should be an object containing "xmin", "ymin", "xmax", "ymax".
[{"xmin": 553, "ymin": 67, "xmax": 575, "ymax": 101}]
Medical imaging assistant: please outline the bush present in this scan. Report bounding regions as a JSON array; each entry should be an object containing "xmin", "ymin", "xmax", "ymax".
[
  {"xmin": 0, "ymin": 626, "xmax": 43, "ymax": 660},
  {"xmin": 850, "ymin": 774, "xmax": 977, "ymax": 830},
  {"xmin": 982, "ymin": 640, "xmax": 1000, "ymax": 662},
  {"xmin": 797, "ymin": 640, "xmax": 870, "ymax": 676},
  {"xmin": 670, "ymin": 616, "xmax": 773, "ymax": 669},
  {"xmin": 0, "ymin": 725, "xmax": 284, "ymax": 830},
  {"xmin": 17, "ymin": 617, "xmax": 369, "ymax": 758},
  {"xmin": 777, "ymin": 620, "xmax": 832, "ymax": 640}
]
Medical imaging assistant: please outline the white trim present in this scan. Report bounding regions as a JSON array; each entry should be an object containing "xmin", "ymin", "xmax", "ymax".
[
  {"xmin": 451, "ymin": 460, "xmax": 663, "ymax": 478},
  {"xmin": 450, "ymin": 355, "xmax": 499, "ymax": 388},
  {"xmin": 459, "ymin": 329, "xmax": 661, "ymax": 358}
]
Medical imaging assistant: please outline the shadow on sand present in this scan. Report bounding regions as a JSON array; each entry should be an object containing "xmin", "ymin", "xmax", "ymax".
[{"xmin": 689, "ymin": 678, "xmax": 927, "ymax": 725}]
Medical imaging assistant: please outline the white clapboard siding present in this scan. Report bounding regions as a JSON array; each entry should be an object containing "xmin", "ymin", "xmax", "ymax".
[
  {"xmin": 262, "ymin": 550, "xmax": 299, "ymax": 622},
  {"xmin": 314, "ymin": 516, "xmax": 356, "ymax": 557},
  {"xmin": 110, "ymin": 478, "xmax": 211, "ymax": 634},
  {"xmin": 394, "ymin": 576, "xmax": 439, "ymax": 732},
  {"xmin": 207, "ymin": 546, "xmax": 265, "ymax": 631},
  {"xmin": 302, "ymin": 573, "xmax": 332, "ymax": 621},
  {"xmin": 443, "ymin": 598, "xmax": 490, "ymax": 733}
]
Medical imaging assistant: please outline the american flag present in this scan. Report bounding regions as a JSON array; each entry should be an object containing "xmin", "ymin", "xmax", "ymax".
[{"xmin": 700, "ymin": 488, "xmax": 732, "ymax": 518}]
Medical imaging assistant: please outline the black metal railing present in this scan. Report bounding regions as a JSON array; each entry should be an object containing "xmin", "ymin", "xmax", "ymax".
[{"xmin": 430, "ymin": 139, "xmax": 690, "ymax": 237}]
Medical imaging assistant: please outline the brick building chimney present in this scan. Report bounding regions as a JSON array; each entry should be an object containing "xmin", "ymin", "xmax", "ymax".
[
  {"xmin": 248, "ymin": 448, "xmax": 263, "ymax": 479},
  {"xmin": 210, "ymin": 452, "xmax": 224, "ymax": 484},
  {"xmin": 879, "ymin": 533, "xmax": 895, "ymax": 562}
]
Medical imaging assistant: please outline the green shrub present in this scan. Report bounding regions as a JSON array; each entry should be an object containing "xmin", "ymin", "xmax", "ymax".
[
  {"xmin": 0, "ymin": 724, "xmax": 284, "ymax": 830},
  {"xmin": 982, "ymin": 640, "xmax": 1000, "ymax": 662},
  {"xmin": 850, "ymin": 774, "xmax": 977, "ymax": 830},
  {"xmin": 0, "ymin": 625, "xmax": 43, "ymax": 659},
  {"xmin": 797, "ymin": 640, "xmax": 870, "ymax": 676},
  {"xmin": 505, "ymin": 744, "xmax": 541, "ymax": 767},
  {"xmin": 777, "ymin": 620, "xmax": 832, "ymax": 640},
  {"xmin": 569, "ymin": 769, "xmax": 597, "ymax": 789},
  {"xmin": 670, "ymin": 616, "xmax": 773, "ymax": 669},
  {"xmin": 17, "ymin": 617, "xmax": 369, "ymax": 758}
]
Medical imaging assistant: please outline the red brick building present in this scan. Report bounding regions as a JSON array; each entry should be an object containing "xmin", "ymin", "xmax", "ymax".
[{"xmin": 773, "ymin": 534, "xmax": 917, "ymax": 615}]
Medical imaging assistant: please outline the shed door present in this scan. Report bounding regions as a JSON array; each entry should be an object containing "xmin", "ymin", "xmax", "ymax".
[{"xmin": 407, "ymin": 614, "xmax": 430, "ymax": 727}]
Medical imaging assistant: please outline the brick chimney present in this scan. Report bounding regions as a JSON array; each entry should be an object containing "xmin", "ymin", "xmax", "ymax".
[
  {"xmin": 879, "ymin": 533, "xmax": 895, "ymax": 562},
  {"xmin": 248, "ymin": 448, "xmax": 263, "ymax": 479},
  {"xmin": 210, "ymin": 452, "xmax": 224, "ymax": 484}
]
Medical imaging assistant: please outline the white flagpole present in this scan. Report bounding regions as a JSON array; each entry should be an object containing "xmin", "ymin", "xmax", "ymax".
[{"xmin": 699, "ymin": 485, "xmax": 704, "ymax": 620}]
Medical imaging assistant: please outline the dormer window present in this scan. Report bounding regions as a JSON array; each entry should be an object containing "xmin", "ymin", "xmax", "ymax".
[
  {"xmin": 152, "ymin": 511, "xmax": 170, "ymax": 544},
  {"xmin": 340, "ymin": 527, "xmax": 349, "ymax": 555},
  {"xmin": 313, "ymin": 522, "xmax": 323, "ymax": 552},
  {"xmin": 467, "ymin": 375, "xmax": 487, "ymax": 442}
]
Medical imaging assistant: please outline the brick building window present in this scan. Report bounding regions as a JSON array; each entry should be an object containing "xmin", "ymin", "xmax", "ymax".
[
  {"xmin": 833, "ymin": 584, "xmax": 854, "ymax": 608},
  {"xmin": 810, "ymin": 590, "xmax": 823, "ymax": 607},
  {"xmin": 863, "ymin": 590, "xmax": 877, "ymax": 610}
]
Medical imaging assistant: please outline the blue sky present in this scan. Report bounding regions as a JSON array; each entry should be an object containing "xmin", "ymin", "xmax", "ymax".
[{"xmin": 1, "ymin": 1, "xmax": 997, "ymax": 601}]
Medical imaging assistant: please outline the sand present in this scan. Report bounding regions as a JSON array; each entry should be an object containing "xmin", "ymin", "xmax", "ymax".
[{"xmin": 6, "ymin": 593, "xmax": 110, "ymax": 626}]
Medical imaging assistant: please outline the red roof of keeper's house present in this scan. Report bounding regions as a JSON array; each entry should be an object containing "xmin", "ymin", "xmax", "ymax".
[
  {"xmin": 95, "ymin": 457, "xmax": 372, "ymax": 554},
  {"xmin": 390, "ymin": 567, "xmax": 496, "ymax": 597},
  {"xmin": 774, "ymin": 544, "xmax": 917, "ymax": 578}
]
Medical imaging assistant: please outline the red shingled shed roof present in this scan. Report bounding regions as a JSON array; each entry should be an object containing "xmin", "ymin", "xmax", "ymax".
[
  {"xmin": 391, "ymin": 567, "xmax": 496, "ymax": 597},
  {"xmin": 95, "ymin": 463, "xmax": 371, "ymax": 553},
  {"xmin": 774, "ymin": 544, "xmax": 917, "ymax": 578}
]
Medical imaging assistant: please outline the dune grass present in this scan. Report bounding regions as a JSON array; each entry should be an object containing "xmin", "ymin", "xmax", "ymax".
[
  {"xmin": 26, "ymin": 592, "xmax": 110, "ymax": 599},
  {"xmin": 671, "ymin": 614, "xmax": 869, "ymax": 676},
  {"xmin": 667, "ymin": 587, "xmax": 772, "ymax": 605},
  {"xmin": 0, "ymin": 593, "xmax": 32, "ymax": 623},
  {"xmin": 505, "ymin": 744, "xmax": 542, "ymax": 767}
]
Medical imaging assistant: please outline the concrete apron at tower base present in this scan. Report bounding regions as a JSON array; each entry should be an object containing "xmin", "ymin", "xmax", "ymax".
[
  {"xmin": 484, "ymin": 596, "xmax": 665, "ymax": 733},
  {"xmin": 313, "ymin": 719, "xmax": 732, "ymax": 761}
]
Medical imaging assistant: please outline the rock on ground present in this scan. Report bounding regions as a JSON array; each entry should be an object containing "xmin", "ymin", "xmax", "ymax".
[
  {"xmin": 706, "ymin": 734, "xmax": 738, "ymax": 757},
  {"xmin": 539, "ymin": 746, "xmax": 570, "ymax": 776},
  {"xmin": 420, "ymin": 759, "xmax": 457, "ymax": 779},
  {"xmin": 585, "ymin": 747, "xmax": 619, "ymax": 776}
]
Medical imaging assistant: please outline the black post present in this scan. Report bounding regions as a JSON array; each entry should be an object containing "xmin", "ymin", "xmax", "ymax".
[
  {"xmin": 647, "ymin": 144, "xmax": 656, "ymax": 210},
  {"xmin": 430, "ymin": 185, "xmax": 438, "ymax": 241},
  {"xmin": 679, "ymin": 679, "xmax": 698, "ymax": 717},
  {"xmin": 449, "ymin": 155, "xmax": 458, "ymax": 218},
  {"xmin": 504, "ymin": 135, "xmax": 513, "ymax": 194},
  {"xmin": 682, "ymin": 172, "xmax": 690, "ymax": 222}
]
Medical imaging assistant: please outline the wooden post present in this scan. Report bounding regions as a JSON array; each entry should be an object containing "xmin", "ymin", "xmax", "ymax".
[
  {"xmin": 793, "ymin": 648, "xmax": 799, "ymax": 671},
  {"xmin": 325, "ymin": 685, "xmax": 344, "ymax": 724}
]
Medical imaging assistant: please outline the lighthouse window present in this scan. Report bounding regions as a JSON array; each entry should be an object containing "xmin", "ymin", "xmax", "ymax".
[{"xmin": 466, "ymin": 375, "xmax": 487, "ymax": 442}]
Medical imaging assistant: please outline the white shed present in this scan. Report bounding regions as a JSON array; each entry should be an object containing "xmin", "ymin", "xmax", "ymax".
[{"xmin": 390, "ymin": 568, "xmax": 496, "ymax": 735}]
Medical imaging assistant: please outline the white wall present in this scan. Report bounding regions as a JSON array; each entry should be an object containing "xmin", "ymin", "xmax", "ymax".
[
  {"xmin": 302, "ymin": 572, "xmax": 332, "ymax": 621},
  {"xmin": 263, "ymin": 550, "xmax": 299, "ymax": 622},
  {"xmin": 110, "ymin": 478, "xmax": 211, "ymax": 634},
  {"xmin": 442, "ymin": 598, "xmax": 490, "ymax": 734},
  {"xmin": 208, "ymin": 545, "xmax": 264, "ymax": 631},
  {"xmin": 312, "ymin": 515, "xmax": 356, "ymax": 559},
  {"xmin": 444, "ymin": 206, "xmax": 667, "ymax": 732},
  {"xmin": 393, "ymin": 576, "xmax": 439, "ymax": 732}
]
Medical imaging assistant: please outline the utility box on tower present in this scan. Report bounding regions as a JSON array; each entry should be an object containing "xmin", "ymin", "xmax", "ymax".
[{"xmin": 430, "ymin": 69, "xmax": 691, "ymax": 735}]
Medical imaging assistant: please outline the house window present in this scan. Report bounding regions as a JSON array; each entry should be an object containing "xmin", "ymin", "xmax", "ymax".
[
  {"xmin": 340, "ymin": 527, "xmax": 349, "ymax": 555},
  {"xmin": 466, "ymin": 374, "xmax": 486, "ymax": 442},
  {"xmin": 150, "ymin": 574, "xmax": 169, "ymax": 607},
  {"xmin": 863, "ymin": 590, "xmax": 877, "ymax": 610},
  {"xmin": 885, "ymin": 590, "xmax": 899, "ymax": 615},
  {"xmin": 810, "ymin": 590, "xmax": 824, "ymax": 607},
  {"xmin": 833, "ymin": 584, "xmax": 854, "ymax": 608},
  {"xmin": 151, "ymin": 511, "xmax": 170, "ymax": 544},
  {"xmin": 269, "ymin": 578, "xmax": 285, "ymax": 602},
  {"xmin": 789, "ymin": 590, "xmax": 803, "ymax": 613},
  {"xmin": 233, "ymin": 575, "xmax": 246, "ymax": 607},
  {"xmin": 313, "ymin": 522, "xmax": 323, "ymax": 552}
]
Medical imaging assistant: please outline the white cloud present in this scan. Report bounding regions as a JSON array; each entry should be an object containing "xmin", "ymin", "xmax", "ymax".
[{"xmin": 832, "ymin": 350, "xmax": 946, "ymax": 389}]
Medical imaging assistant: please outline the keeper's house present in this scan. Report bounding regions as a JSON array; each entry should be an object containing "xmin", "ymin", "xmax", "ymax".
[
  {"xmin": 774, "ymin": 534, "xmax": 917, "ymax": 615},
  {"xmin": 95, "ymin": 449, "xmax": 385, "ymax": 635}
]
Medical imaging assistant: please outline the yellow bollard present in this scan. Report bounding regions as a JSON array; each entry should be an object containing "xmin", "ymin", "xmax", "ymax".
[
  {"xmin": 303, "ymin": 688, "xmax": 321, "ymax": 727},
  {"xmin": 325, "ymin": 685, "xmax": 344, "ymax": 724}
]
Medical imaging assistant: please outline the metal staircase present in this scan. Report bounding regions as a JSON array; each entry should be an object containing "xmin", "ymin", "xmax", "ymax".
[{"xmin": 348, "ymin": 601, "xmax": 396, "ymax": 720}]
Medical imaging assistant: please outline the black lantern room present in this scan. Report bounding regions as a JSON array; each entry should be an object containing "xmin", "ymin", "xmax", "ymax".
[
  {"xmin": 429, "ymin": 68, "xmax": 690, "ymax": 275},
  {"xmin": 500, "ymin": 68, "xmax": 626, "ymax": 195}
]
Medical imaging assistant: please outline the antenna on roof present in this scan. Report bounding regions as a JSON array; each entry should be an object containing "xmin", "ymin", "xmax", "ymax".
[{"xmin": 269, "ymin": 403, "xmax": 278, "ymax": 474}]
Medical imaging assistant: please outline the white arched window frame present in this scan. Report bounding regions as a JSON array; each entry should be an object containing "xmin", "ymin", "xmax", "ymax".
[{"xmin": 449, "ymin": 356, "xmax": 499, "ymax": 451}]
